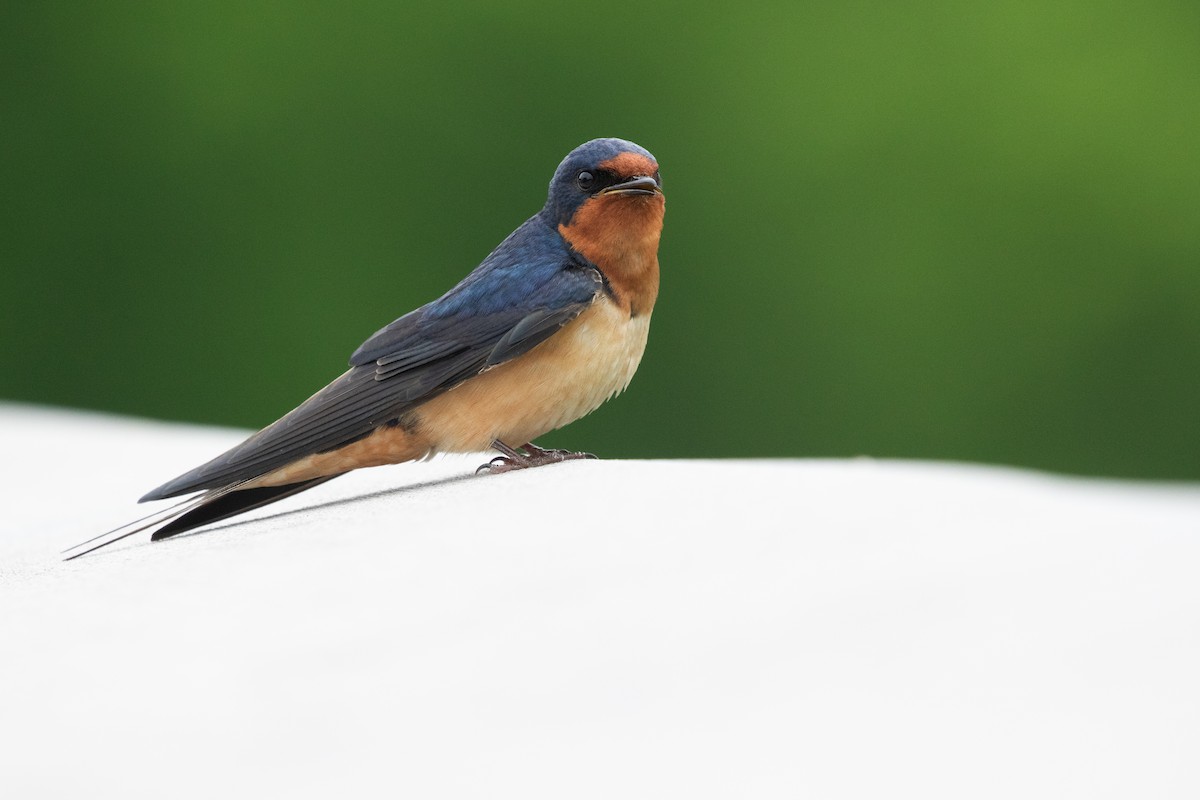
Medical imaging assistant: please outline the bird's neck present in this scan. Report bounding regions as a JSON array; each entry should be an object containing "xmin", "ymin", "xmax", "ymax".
[{"xmin": 559, "ymin": 195, "xmax": 664, "ymax": 318}]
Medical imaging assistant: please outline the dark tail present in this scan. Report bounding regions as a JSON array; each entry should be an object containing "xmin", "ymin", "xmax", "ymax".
[
  {"xmin": 63, "ymin": 476, "xmax": 342, "ymax": 561},
  {"xmin": 150, "ymin": 477, "xmax": 339, "ymax": 540}
]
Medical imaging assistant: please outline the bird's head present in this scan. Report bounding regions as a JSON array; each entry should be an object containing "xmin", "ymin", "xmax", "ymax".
[
  {"xmin": 542, "ymin": 138, "xmax": 663, "ymax": 225},
  {"xmin": 542, "ymin": 139, "xmax": 665, "ymax": 294}
]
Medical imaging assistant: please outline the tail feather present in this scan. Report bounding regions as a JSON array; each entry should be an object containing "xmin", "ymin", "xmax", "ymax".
[
  {"xmin": 63, "ymin": 476, "xmax": 342, "ymax": 561},
  {"xmin": 150, "ymin": 477, "xmax": 340, "ymax": 541},
  {"xmin": 61, "ymin": 492, "xmax": 221, "ymax": 560}
]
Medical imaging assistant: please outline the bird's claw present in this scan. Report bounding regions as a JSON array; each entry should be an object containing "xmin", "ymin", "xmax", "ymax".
[
  {"xmin": 476, "ymin": 457, "xmax": 512, "ymax": 475},
  {"xmin": 476, "ymin": 442, "xmax": 598, "ymax": 474}
]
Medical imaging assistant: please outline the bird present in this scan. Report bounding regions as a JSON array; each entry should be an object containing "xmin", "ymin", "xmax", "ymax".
[{"xmin": 63, "ymin": 137, "xmax": 665, "ymax": 560}]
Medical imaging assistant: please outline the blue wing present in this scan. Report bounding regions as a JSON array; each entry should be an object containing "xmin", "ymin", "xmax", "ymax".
[{"xmin": 142, "ymin": 218, "xmax": 603, "ymax": 500}]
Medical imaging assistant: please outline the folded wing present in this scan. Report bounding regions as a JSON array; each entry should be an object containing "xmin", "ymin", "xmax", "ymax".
[{"xmin": 142, "ymin": 260, "xmax": 603, "ymax": 501}]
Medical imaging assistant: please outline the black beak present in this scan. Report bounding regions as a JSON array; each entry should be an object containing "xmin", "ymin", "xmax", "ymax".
[{"xmin": 601, "ymin": 175, "xmax": 662, "ymax": 196}]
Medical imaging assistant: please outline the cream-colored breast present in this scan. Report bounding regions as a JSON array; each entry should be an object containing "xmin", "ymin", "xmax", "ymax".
[{"xmin": 416, "ymin": 296, "xmax": 651, "ymax": 453}]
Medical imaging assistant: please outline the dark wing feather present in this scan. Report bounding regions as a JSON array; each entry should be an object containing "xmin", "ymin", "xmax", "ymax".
[
  {"xmin": 486, "ymin": 306, "xmax": 586, "ymax": 366},
  {"xmin": 142, "ymin": 258, "xmax": 602, "ymax": 501}
]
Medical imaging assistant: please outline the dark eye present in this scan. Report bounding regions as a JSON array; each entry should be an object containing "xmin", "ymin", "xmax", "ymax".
[{"xmin": 576, "ymin": 170, "xmax": 595, "ymax": 191}]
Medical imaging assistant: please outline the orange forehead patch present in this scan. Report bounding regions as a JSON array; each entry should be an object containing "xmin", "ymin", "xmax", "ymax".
[{"xmin": 599, "ymin": 152, "xmax": 658, "ymax": 179}]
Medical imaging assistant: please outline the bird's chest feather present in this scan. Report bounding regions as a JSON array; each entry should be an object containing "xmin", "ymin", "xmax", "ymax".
[{"xmin": 416, "ymin": 296, "xmax": 652, "ymax": 452}]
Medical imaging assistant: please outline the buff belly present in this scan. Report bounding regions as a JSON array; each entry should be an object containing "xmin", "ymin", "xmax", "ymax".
[
  {"xmin": 417, "ymin": 295, "xmax": 650, "ymax": 452},
  {"xmin": 250, "ymin": 296, "xmax": 649, "ymax": 487}
]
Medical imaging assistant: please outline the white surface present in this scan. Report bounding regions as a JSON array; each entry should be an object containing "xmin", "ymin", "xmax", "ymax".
[{"xmin": 2, "ymin": 402, "xmax": 1200, "ymax": 798}]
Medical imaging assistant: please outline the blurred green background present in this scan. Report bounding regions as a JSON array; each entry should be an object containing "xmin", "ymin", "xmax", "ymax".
[{"xmin": 3, "ymin": 1, "xmax": 1199, "ymax": 479}]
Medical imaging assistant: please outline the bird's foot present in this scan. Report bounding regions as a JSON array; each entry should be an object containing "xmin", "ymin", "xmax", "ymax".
[{"xmin": 476, "ymin": 440, "xmax": 598, "ymax": 474}]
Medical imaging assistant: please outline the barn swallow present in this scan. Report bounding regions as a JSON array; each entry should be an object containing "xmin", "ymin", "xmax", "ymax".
[{"xmin": 64, "ymin": 137, "xmax": 664, "ymax": 560}]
